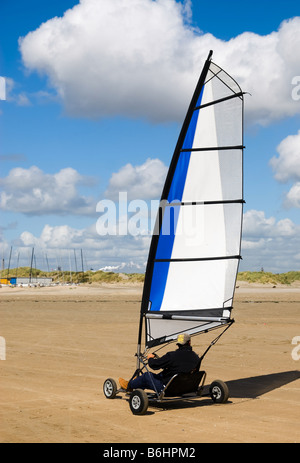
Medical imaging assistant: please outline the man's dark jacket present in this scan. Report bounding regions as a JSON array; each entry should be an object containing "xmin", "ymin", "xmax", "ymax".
[{"xmin": 148, "ymin": 344, "xmax": 200, "ymax": 384}]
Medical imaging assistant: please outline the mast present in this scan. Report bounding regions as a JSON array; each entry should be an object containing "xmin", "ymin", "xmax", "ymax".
[
  {"xmin": 45, "ymin": 253, "xmax": 50, "ymax": 273},
  {"xmin": 7, "ymin": 246, "xmax": 12, "ymax": 279},
  {"xmin": 81, "ymin": 248, "xmax": 84, "ymax": 282},
  {"xmin": 69, "ymin": 250, "xmax": 73, "ymax": 283},
  {"xmin": 29, "ymin": 247, "xmax": 34, "ymax": 285},
  {"xmin": 74, "ymin": 249, "xmax": 78, "ymax": 273},
  {"xmin": 16, "ymin": 251, "xmax": 20, "ymax": 279}
]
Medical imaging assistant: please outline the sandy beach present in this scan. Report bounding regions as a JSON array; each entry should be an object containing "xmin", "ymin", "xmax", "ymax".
[{"xmin": 1, "ymin": 282, "xmax": 299, "ymax": 443}]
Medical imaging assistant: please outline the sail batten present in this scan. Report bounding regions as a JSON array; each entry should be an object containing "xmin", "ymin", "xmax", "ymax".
[
  {"xmin": 146, "ymin": 315, "xmax": 228, "ymax": 323},
  {"xmin": 195, "ymin": 90, "xmax": 245, "ymax": 110},
  {"xmin": 181, "ymin": 145, "xmax": 244, "ymax": 151},
  {"xmin": 139, "ymin": 51, "xmax": 244, "ymax": 349},
  {"xmin": 154, "ymin": 256, "xmax": 241, "ymax": 263},
  {"xmin": 164, "ymin": 200, "xmax": 244, "ymax": 206}
]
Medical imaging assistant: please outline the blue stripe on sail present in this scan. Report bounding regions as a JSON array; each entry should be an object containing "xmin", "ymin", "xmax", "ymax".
[
  {"xmin": 149, "ymin": 86, "xmax": 205, "ymax": 311},
  {"xmin": 182, "ymin": 88, "xmax": 204, "ymax": 149},
  {"xmin": 167, "ymin": 151, "xmax": 191, "ymax": 203},
  {"xmin": 148, "ymin": 261, "xmax": 170, "ymax": 311},
  {"xmin": 155, "ymin": 204, "xmax": 179, "ymax": 259},
  {"xmin": 167, "ymin": 87, "xmax": 204, "ymax": 202},
  {"xmin": 149, "ymin": 206, "xmax": 179, "ymax": 311},
  {"xmin": 196, "ymin": 86, "xmax": 204, "ymax": 107}
]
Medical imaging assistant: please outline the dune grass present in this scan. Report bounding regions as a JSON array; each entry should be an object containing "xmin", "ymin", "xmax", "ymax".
[
  {"xmin": 2, "ymin": 267, "xmax": 300, "ymax": 285},
  {"xmin": 237, "ymin": 271, "xmax": 300, "ymax": 285},
  {"xmin": 2, "ymin": 267, "xmax": 145, "ymax": 284}
]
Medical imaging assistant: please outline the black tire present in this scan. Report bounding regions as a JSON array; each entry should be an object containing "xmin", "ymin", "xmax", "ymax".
[
  {"xmin": 209, "ymin": 380, "xmax": 229, "ymax": 404},
  {"xmin": 103, "ymin": 378, "xmax": 117, "ymax": 399},
  {"xmin": 129, "ymin": 389, "xmax": 149, "ymax": 415}
]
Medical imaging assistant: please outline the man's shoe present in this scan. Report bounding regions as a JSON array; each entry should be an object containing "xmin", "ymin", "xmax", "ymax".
[{"xmin": 119, "ymin": 377, "xmax": 130, "ymax": 391}]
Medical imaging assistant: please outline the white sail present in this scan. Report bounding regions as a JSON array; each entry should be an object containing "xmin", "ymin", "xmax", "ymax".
[{"xmin": 140, "ymin": 51, "xmax": 244, "ymax": 348}]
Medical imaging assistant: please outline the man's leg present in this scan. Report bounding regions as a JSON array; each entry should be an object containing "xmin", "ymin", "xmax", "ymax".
[{"xmin": 129, "ymin": 372, "xmax": 164, "ymax": 392}]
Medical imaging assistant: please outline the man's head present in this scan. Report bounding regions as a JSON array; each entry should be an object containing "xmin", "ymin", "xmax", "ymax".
[{"xmin": 176, "ymin": 333, "xmax": 191, "ymax": 346}]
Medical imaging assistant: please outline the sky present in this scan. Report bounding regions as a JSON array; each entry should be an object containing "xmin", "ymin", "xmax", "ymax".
[{"xmin": 0, "ymin": 0, "xmax": 300, "ymax": 274}]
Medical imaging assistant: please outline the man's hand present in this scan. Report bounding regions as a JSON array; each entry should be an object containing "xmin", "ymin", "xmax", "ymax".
[{"xmin": 147, "ymin": 353, "xmax": 156, "ymax": 360}]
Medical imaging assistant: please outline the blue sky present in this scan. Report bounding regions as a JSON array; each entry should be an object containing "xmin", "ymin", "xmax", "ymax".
[{"xmin": 1, "ymin": 0, "xmax": 300, "ymax": 273}]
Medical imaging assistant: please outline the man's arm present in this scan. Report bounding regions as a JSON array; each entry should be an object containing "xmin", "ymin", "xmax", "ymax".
[{"xmin": 148, "ymin": 352, "xmax": 172, "ymax": 370}]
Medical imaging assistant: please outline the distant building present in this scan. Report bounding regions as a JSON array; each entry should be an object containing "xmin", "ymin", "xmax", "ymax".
[
  {"xmin": 9, "ymin": 277, "xmax": 52, "ymax": 286},
  {"xmin": 0, "ymin": 276, "xmax": 53, "ymax": 286}
]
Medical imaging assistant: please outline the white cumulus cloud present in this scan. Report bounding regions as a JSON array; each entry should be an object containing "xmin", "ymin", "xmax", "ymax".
[
  {"xmin": 19, "ymin": 0, "xmax": 300, "ymax": 124},
  {"xmin": 0, "ymin": 166, "xmax": 96, "ymax": 215},
  {"xmin": 241, "ymin": 210, "xmax": 300, "ymax": 272},
  {"xmin": 12, "ymin": 209, "xmax": 300, "ymax": 274},
  {"xmin": 16, "ymin": 223, "xmax": 149, "ymax": 273},
  {"xmin": 105, "ymin": 158, "xmax": 168, "ymax": 200},
  {"xmin": 243, "ymin": 210, "xmax": 299, "ymax": 238},
  {"xmin": 270, "ymin": 130, "xmax": 300, "ymax": 183},
  {"xmin": 285, "ymin": 182, "xmax": 300, "ymax": 208},
  {"xmin": 270, "ymin": 130, "xmax": 300, "ymax": 208}
]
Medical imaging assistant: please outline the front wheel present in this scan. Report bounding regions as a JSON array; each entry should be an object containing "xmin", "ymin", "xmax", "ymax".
[
  {"xmin": 103, "ymin": 378, "xmax": 117, "ymax": 399},
  {"xmin": 209, "ymin": 380, "xmax": 229, "ymax": 404},
  {"xmin": 129, "ymin": 389, "xmax": 149, "ymax": 415}
]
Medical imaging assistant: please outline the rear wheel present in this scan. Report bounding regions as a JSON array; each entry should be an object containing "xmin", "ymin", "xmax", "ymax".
[
  {"xmin": 103, "ymin": 378, "xmax": 117, "ymax": 399},
  {"xmin": 129, "ymin": 389, "xmax": 149, "ymax": 415},
  {"xmin": 209, "ymin": 380, "xmax": 229, "ymax": 403}
]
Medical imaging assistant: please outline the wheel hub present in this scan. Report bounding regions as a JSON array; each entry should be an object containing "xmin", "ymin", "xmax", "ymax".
[
  {"xmin": 131, "ymin": 395, "xmax": 141, "ymax": 409},
  {"xmin": 104, "ymin": 381, "xmax": 113, "ymax": 396},
  {"xmin": 211, "ymin": 385, "xmax": 221, "ymax": 400}
]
